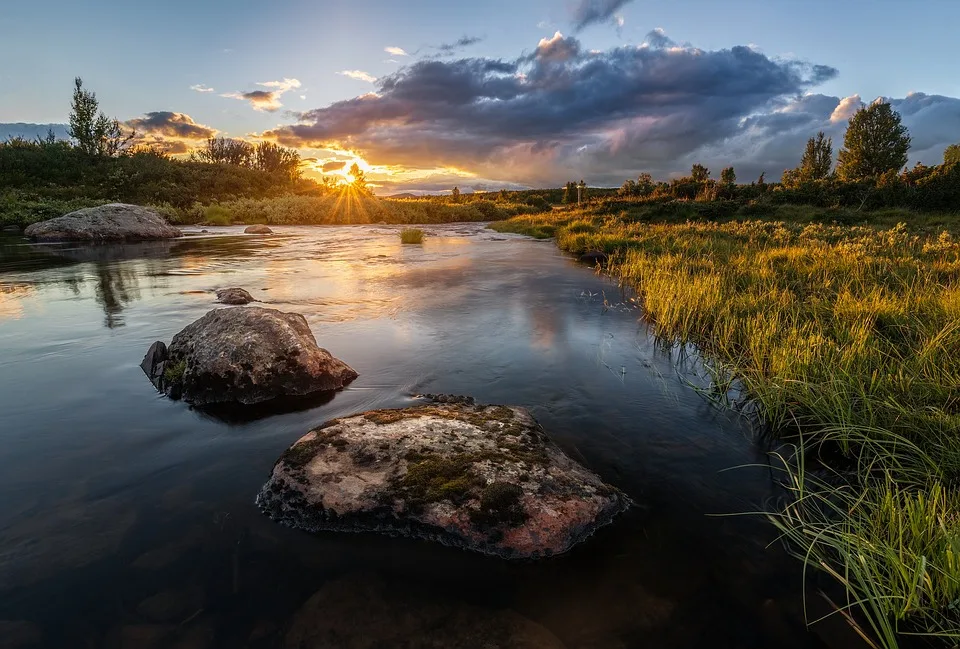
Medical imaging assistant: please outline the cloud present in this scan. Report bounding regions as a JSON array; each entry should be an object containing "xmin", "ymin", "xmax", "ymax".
[
  {"xmin": 321, "ymin": 160, "xmax": 347, "ymax": 172},
  {"xmin": 572, "ymin": 0, "xmax": 635, "ymax": 31},
  {"xmin": 126, "ymin": 111, "xmax": 217, "ymax": 139},
  {"xmin": 222, "ymin": 78, "xmax": 301, "ymax": 112},
  {"xmin": 264, "ymin": 30, "xmax": 843, "ymax": 185},
  {"xmin": 260, "ymin": 30, "xmax": 958, "ymax": 189},
  {"xmin": 435, "ymin": 36, "xmax": 484, "ymax": 55},
  {"xmin": 339, "ymin": 70, "xmax": 377, "ymax": 83},
  {"xmin": 189, "ymin": 84, "xmax": 215, "ymax": 93},
  {"xmin": 385, "ymin": 46, "xmax": 408, "ymax": 56}
]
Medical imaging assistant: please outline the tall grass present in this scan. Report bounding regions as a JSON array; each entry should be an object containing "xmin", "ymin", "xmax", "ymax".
[
  {"xmin": 400, "ymin": 228, "xmax": 424, "ymax": 244},
  {"xmin": 495, "ymin": 207, "xmax": 960, "ymax": 647}
]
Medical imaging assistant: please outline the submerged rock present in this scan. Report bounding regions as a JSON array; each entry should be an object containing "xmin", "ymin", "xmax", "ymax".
[
  {"xmin": 140, "ymin": 307, "xmax": 357, "ymax": 405},
  {"xmin": 244, "ymin": 225, "xmax": 273, "ymax": 234},
  {"xmin": 257, "ymin": 402, "xmax": 629, "ymax": 559},
  {"xmin": 284, "ymin": 574, "xmax": 565, "ymax": 649},
  {"xmin": 24, "ymin": 203, "xmax": 182, "ymax": 242},
  {"xmin": 215, "ymin": 287, "xmax": 255, "ymax": 305}
]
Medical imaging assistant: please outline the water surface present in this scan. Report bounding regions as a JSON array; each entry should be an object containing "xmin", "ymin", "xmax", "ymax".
[{"xmin": 0, "ymin": 224, "xmax": 861, "ymax": 648}]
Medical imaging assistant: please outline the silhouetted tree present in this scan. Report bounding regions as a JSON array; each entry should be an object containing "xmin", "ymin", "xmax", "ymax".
[
  {"xmin": 348, "ymin": 162, "xmax": 371, "ymax": 195},
  {"xmin": 720, "ymin": 167, "xmax": 736, "ymax": 185},
  {"xmin": 194, "ymin": 137, "xmax": 254, "ymax": 166},
  {"xmin": 562, "ymin": 181, "xmax": 577, "ymax": 204},
  {"xmin": 451, "ymin": 186, "xmax": 461, "ymax": 203},
  {"xmin": 836, "ymin": 100, "xmax": 910, "ymax": 180},
  {"xmin": 253, "ymin": 141, "xmax": 301, "ymax": 180}
]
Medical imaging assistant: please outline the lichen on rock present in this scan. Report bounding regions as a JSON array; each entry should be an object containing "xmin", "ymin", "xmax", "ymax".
[{"xmin": 257, "ymin": 402, "xmax": 630, "ymax": 559}]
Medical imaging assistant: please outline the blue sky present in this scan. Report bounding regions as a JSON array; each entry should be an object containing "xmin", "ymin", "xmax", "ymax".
[{"xmin": 2, "ymin": 0, "xmax": 958, "ymax": 192}]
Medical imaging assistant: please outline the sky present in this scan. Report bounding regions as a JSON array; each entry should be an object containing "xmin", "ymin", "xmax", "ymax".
[{"xmin": 1, "ymin": 0, "xmax": 958, "ymax": 193}]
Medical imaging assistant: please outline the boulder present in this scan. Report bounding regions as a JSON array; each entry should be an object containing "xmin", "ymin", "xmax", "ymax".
[
  {"xmin": 257, "ymin": 402, "xmax": 629, "ymax": 559},
  {"xmin": 244, "ymin": 225, "xmax": 273, "ymax": 234},
  {"xmin": 140, "ymin": 307, "xmax": 357, "ymax": 405},
  {"xmin": 284, "ymin": 574, "xmax": 566, "ymax": 649},
  {"xmin": 215, "ymin": 287, "xmax": 255, "ymax": 305},
  {"xmin": 24, "ymin": 204, "xmax": 181, "ymax": 242}
]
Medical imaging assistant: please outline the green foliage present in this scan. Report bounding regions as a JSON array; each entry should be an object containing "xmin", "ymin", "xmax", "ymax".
[
  {"xmin": 836, "ymin": 100, "xmax": 911, "ymax": 181},
  {"xmin": 203, "ymin": 205, "xmax": 232, "ymax": 225},
  {"xmin": 944, "ymin": 143, "xmax": 960, "ymax": 166},
  {"xmin": 784, "ymin": 131, "xmax": 833, "ymax": 187},
  {"xmin": 720, "ymin": 166, "xmax": 736, "ymax": 185},
  {"xmin": 68, "ymin": 77, "xmax": 135, "ymax": 157},
  {"xmin": 690, "ymin": 163, "xmax": 710, "ymax": 183},
  {"xmin": 523, "ymin": 194, "xmax": 551, "ymax": 212},
  {"xmin": 400, "ymin": 228, "xmax": 425, "ymax": 243},
  {"xmin": 562, "ymin": 181, "xmax": 577, "ymax": 204},
  {"xmin": 163, "ymin": 359, "xmax": 186, "ymax": 385}
]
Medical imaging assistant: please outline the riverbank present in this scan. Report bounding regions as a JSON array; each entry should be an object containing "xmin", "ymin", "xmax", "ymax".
[
  {"xmin": 492, "ymin": 206, "xmax": 960, "ymax": 648},
  {"xmin": 0, "ymin": 193, "xmax": 545, "ymax": 229}
]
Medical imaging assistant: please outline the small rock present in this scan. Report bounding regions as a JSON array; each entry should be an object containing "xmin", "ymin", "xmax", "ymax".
[
  {"xmin": 141, "ymin": 307, "xmax": 357, "ymax": 405},
  {"xmin": 23, "ymin": 204, "xmax": 181, "ymax": 242},
  {"xmin": 215, "ymin": 287, "xmax": 255, "ymax": 305},
  {"xmin": 257, "ymin": 402, "xmax": 629, "ymax": 559},
  {"xmin": 244, "ymin": 225, "xmax": 273, "ymax": 234},
  {"xmin": 200, "ymin": 229, "xmax": 209, "ymax": 233},
  {"xmin": 419, "ymin": 393, "xmax": 475, "ymax": 405},
  {"xmin": 140, "ymin": 341, "xmax": 168, "ymax": 390}
]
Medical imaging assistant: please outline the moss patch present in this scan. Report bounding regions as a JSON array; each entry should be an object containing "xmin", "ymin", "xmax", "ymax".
[
  {"xmin": 163, "ymin": 359, "xmax": 186, "ymax": 385},
  {"xmin": 396, "ymin": 454, "xmax": 484, "ymax": 507}
]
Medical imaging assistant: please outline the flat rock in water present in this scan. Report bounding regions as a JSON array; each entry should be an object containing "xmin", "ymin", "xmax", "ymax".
[
  {"xmin": 140, "ymin": 307, "xmax": 357, "ymax": 405},
  {"xmin": 244, "ymin": 225, "xmax": 273, "ymax": 234},
  {"xmin": 23, "ymin": 204, "xmax": 181, "ymax": 242},
  {"xmin": 257, "ymin": 403, "xmax": 629, "ymax": 559},
  {"xmin": 215, "ymin": 287, "xmax": 254, "ymax": 305}
]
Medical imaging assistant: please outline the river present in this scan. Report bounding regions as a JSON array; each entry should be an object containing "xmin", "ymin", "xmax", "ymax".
[{"xmin": 0, "ymin": 223, "xmax": 861, "ymax": 648}]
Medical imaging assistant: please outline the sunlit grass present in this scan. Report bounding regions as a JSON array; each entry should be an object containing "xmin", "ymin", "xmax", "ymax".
[
  {"xmin": 400, "ymin": 228, "xmax": 424, "ymax": 244},
  {"xmin": 495, "ymin": 207, "xmax": 960, "ymax": 647}
]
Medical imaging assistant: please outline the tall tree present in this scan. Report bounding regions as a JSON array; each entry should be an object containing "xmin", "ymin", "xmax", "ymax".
[
  {"xmin": 252, "ymin": 141, "xmax": 301, "ymax": 180},
  {"xmin": 720, "ymin": 167, "xmax": 736, "ymax": 185},
  {"xmin": 799, "ymin": 131, "xmax": 833, "ymax": 181},
  {"xmin": 69, "ymin": 77, "xmax": 135, "ymax": 157},
  {"xmin": 836, "ymin": 100, "xmax": 910, "ymax": 180},
  {"xmin": 691, "ymin": 163, "xmax": 710, "ymax": 183},
  {"xmin": 945, "ymin": 143, "xmax": 960, "ymax": 166},
  {"xmin": 562, "ymin": 181, "xmax": 577, "ymax": 204},
  {"xmin": 451, "ymin": 186, "xmax": 461, "ymax": 203},
  {"xmin": 348, "ymin": 162, "xmax": 371, "ymax": 195}
]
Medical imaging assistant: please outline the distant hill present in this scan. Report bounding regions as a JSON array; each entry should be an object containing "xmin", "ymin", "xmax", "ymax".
[
  {"xmin": 385, "ymin": 192, "xmax": 419, "ymax": 199},
  {"xmin": 0, "ymin": 123, "xmax": 71, "ymax": 142}
]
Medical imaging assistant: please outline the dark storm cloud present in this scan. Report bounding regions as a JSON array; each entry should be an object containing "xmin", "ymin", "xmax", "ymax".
[
  {"xmin": 321, "ymin": 160, "xmax": 347, "ymax": 172},
  {"xmin": 265, "ymin": 32, "xmax": 838, "ymax": 184},
  {"xmin": 125, "ymin": 112, "xmax": 216, "ymax": 139},
  {"xmin": 572, "ymin": 0, "xmax": 634, "ymax": 31}
]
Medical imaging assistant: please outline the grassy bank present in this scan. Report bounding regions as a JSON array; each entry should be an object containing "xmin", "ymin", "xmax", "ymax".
[
  {"xmin": 0, "ymin": 193, "xmax": 544, "ymax": 229},
  {"xmin": 493, "ymin": 206, "xmax": 960, "ymax": 648}
]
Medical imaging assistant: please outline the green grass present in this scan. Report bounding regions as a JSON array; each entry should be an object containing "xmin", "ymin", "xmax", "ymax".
[
  {"xmin": 494, "ymin": 205, "xmax": 960, "ymax": 648},
  {"xmin": 400, "ymin": 228, "xmax": 425, "ymax": 244}
]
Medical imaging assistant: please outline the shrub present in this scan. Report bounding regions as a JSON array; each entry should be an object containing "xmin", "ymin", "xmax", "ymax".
[{"xmin": 400, "ymin": 228, "xmax": 424, "ymax": 244}]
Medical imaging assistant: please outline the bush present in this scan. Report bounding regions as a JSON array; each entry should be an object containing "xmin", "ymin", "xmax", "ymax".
[{"xmin": 400, "ymin": 228, "xmax": 424, "ymax": 244}]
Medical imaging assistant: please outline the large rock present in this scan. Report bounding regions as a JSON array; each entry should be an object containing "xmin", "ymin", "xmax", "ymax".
[
  {"xmin": 257, "ymin": 402, "xmax": 629, "ymax": 559},
  {"xmin": 140, "ymin": 307, "xmax": 357, "ymax": 405},
  {"xmin": 284, "ymin": 574, "xmax": 566, "ymax": 649},
  {"xmin": 244, "ymin": 225, "xmax": 273, "ymax": 234},
  {"xmin": 24, "ymin": 204, "xmax": 182, "ymax": 242}
]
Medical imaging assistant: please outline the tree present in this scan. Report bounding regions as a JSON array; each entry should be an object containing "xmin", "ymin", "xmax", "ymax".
[
  {"xmin": 562, "ymin": 181, "xmax": 577, "ymax": 204},
  {"xmin": 194, "ymin": 137, "xmax": 254, "ymax": 166},
  {"xmin": 451, "ymin": 186, "xmax": 461, "ymax": 203},
  {"xmin": 68, "ymin": 77, "xmax": 135, "ymax": 157},
  {"xmin": 348, "ymin": 162, "xmax": 371, "ymax": 195},
  {"xmin": 691, "ymin": 163, "xmax": 710, "ymax": 183},
  {"xmin": 836, "ymin": 100, "xmax": 910, "ymax": 181},
  {"xmin": 619, "ymin": 179, "xmax": 637, "ymax": 197},
  {"xmin": 637, "ymin": 172, "xmax": 655, "ymax": 196},
  {"xmin": 800, "ymin": 132, "xmax": 833, "ymax": 181},
  {"xmin": 720, "ymin": 167, "xmax": 736, "ymax": 185},
  {"xmin": 945, "ymin": 144, "xmax": 960, "ymax": 166},
  {"xmin": 252, "ymin": 141, "xmax": 301, "ymax": 180}
]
